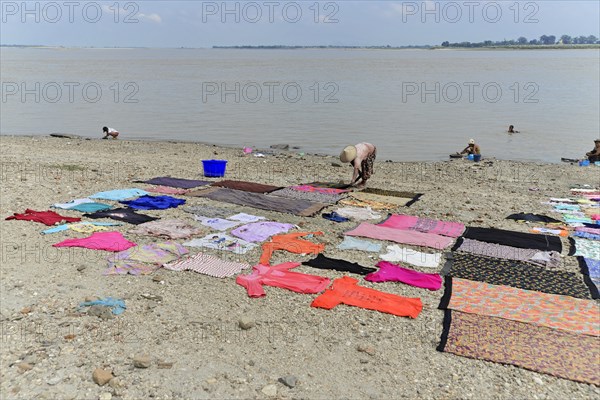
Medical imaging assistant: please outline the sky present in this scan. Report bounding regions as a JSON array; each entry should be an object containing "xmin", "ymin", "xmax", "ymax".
[{"xmin": 1, "ymin": 1, "xmax": 599, "ymax": 47}]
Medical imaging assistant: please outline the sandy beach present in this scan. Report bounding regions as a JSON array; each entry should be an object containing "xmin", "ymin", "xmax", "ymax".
[{"xmin": 1, "ymin": 135, "xmax": 599, "ymax": 400}]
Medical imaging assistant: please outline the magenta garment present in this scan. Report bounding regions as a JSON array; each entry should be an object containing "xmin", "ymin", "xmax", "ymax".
[
  {"xmin": 378, "ymin": 214, "xmax": 465, "ymax": 238},
  {"xmin": 236, "ymin": 262, "xmax": 331, "ymax": 298},
  {"xmin": 345, "ymin": 222, "xmax": 453, "ymax": 250},
  {"xmin": 53, "ymin": 231, "xmax": 136, "ymax": 252},
  {"xmin": 365, "ymin": 261, "xmax": 442, "ymax": 291},
  {"xmin": 230, "ymin": 221, "xmax": 295, "ymax": 243}
]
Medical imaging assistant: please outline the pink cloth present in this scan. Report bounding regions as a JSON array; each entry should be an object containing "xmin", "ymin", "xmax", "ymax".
[
  {"xmin": 378, "ymin": 214, "xmax": 464, "ymax": 237},
  {"xmin": 146, "ymin": 186, "xmax": 188, "ymax": 195},
  {"xmin": 592, "ymin": 215, "xmax": 600, "ymax": 221},
  {"xmin": 236, "ymin": 262, "xmax": 331, "ymax": 298},
  {"xmin": 345, "ymin": 222, "xmax": 453, "ymax": 250},
  {"xmin": 365, "ymin": 261, "xmax": 442, "ymax": 291},
  {"xmin": 53, "ymin": 231, "xmax": 137, "ymax": 252}
]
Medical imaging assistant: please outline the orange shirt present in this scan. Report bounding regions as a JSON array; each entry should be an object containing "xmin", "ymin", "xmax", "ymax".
[
  {"xmin": 311, "ymin": 276, "xmax": 423, "ymax": 318},
  {"xmin": 259, "ymin": 231, "xmax": 325, "ymax": 265}
]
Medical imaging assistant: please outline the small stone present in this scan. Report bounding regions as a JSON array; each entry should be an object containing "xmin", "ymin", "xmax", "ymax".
[
  {"xmin": 16, "ymin": 362, "xmax": 33, "ymax": 373},
  {"xmin": 270, "ymin": 144, "xmax": 289, "ymax": 150},
  {"xmin": 261, "ymin": 384, "xmax": 277, "ymax": 397},
  {"xmin": 360, "ymin": 358, "xmax": 369, "ymax": 364},
  {"xmin": 64, "ymin": 334, "xmax": 76, "ymax": 340},
  {"xmin": 356, "ymin": 344, "xmax": 376, "ymax": 356},
  {"xmin": 99, "ymin": 393, "xmax": 112, "ymax": 400},
  {"xmin": 331, "ymin": 162, "xmax": 342, "ymax": 167},
  {"xmin": 108, "ymin": 377, "xmax": 122, "ymax": 389},
  {"xmin": 84, "ymin": 296, "xmax": 99, "ymax": 302},
  {"xmin": 248, "ymin": 360, "xmax": 255, "ymax": 366},
  {"xmin": 77, "ymin": 265, "xmax": 86, "ymax": 272},
  {"xmin": 533, "ymin": 376, "xmax": 544, "ymax": 385},
  {"xmin": 47, "ymin": 376, "xmax": 62, "ymax": 385},
  {"xmin": 278, "ymin": 375, "xmax": 297, "ymax": 388},
  {"xmin": 206, "ymin": 378, "xmax": 217, "ymax": 385},
  {"xmin": 238, "ymin": 316, "xmax": 255, "ymax": 330},
  {"xmin": 133, "ymin": 355, "xmax": 151, "ymax": 368},
  {"xmin": 157, "ymin": 361, "xmax": 173, "ymax": 369},
  {"xmin": 152, "ymin": 275, "xmax": 164, "ymax": 283},
  {"xmin": 92, "ymin": 368, "xmax": 113, "ymax": 386},
  {"xmin": 20, "ymin": 307, "xmax": 32, "ymax": 314}
]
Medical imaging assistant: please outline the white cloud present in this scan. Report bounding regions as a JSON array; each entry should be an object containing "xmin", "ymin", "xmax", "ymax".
[
  {"xmin": 138, "ymin": 13, "xmax": 162, "ymax": 24},
  {"xmin": 100, "ymin": 5, "xmax": 162, "ymax": 24}
]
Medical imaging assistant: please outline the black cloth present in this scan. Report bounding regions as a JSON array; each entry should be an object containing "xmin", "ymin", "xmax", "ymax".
[
  {"xmin": 302, "ymin": 254, "xmax": 376, "ymax": 275},
  {"xmin": 462, "ymin": 227, "xmax": 562, "ymax": 253},
  {"xmin": 506, "ymin": 213, "xmax": 562, "ymax": 224},
  {"xmin": 83, "ymin": 207, "xmax": 159, "ymax": 225}
]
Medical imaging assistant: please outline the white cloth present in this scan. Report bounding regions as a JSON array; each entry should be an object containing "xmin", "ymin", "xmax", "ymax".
[
  {"xmin": 227, "ymin": 213, "xmax": 266, "ymax": 223},
  {"xmin": 193, "ymin": 215, "xmax": 241, "ymax": 231},
  {"xmin": 337, "ymin": 237, "xmax": 381, "ymax": 252},
  {"xmin": 379, "ymin": 245, "xmax": 442, "ymax": 268},
  {"xmin": 335, "ymin": 206, "xmax": 382, "ymax": 221},
  {"xmin": 107, "ymin": 127, "xmax": 118, "ymax": 134},
  {"xmin": 183, "ymin": 233, "xmax": 257, "ymax": 254},
  {"xmin": 53, "ymin": 198, "xmax": 94, "ymax": 209}
]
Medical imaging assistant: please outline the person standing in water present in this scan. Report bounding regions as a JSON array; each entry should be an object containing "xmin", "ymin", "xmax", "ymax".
[{"xmin": 339, "ymin": 143, "xmax": 377, "ymax": 188}]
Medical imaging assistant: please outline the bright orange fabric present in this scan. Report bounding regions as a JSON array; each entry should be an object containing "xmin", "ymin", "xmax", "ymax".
[
  {"xmin": 311, "ymin": 276, "xmax": 423, "ymax": 318},
  {"xmin": 259, "ymin": 231, "xmax": 325, "ymax": 265}
]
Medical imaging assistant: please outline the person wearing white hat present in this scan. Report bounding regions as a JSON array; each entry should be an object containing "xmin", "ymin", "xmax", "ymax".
[
  {"xmin": 339, "ymin": 142, "xmax": 377, "ymax": 188},
  {"xmin": 460, "ymin": 139, "xmax": 481, "ymax": 156}
]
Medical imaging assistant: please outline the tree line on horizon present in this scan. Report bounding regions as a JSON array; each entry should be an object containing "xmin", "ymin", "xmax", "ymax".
[{"xmin": 441, "ymin": 34, "xmax": 599, "ymax": 47}]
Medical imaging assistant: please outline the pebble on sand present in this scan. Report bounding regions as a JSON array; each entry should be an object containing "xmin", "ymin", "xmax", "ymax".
[
  {"xmin": 261, "ymin": 384, "xmax": 278, "ymax": 397},
  {"xmin": 92, "ymin": 368, "xmax": 114, "ymax": 386},
  {"xmin": 133, "ymin": 355, "xmax": 152, "ymax": 368},
  {"xmin": 238, "ymin": 316, "xmax": 255, "ymax": 330}
]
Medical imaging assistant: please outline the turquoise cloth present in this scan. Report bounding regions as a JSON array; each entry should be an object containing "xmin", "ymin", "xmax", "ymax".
[
  {"xmin": 90, "ymin": 188, "xmax": 148, "ymax": 201},
  {"xmin": 69, "ymin": 202, "xmax": 112, "ymax": 213},
  {"xmin": 79, "ymin": 297, "xmax": 126, "ymax": 315}
]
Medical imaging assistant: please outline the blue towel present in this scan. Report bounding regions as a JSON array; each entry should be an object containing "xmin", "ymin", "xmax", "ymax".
[
  {"xmin": 120, "ymin": 195, "xmax": 186, "ymax": 210},
  {"xmin": 79, "ymin": 297, "xmax": 126, "ymax": 315},
  {"xmin": 322, "ymin": 212, "xmax": 350, "ymax": 223}
]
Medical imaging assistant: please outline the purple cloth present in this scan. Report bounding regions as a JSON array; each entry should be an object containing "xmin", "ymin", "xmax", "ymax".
[
  {"xmin": 135, "ymin": 177, "xmax": 211, "ymax": 189},
  {"xmin": 230, "ymin": 222, "xmax": 295, "ymax": 243},
  {"xmin": 365, "ymin": 261, "xmax": 442, "ymax": 291}
]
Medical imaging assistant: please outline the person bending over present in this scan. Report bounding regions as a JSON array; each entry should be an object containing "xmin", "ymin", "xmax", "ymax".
[
  {"xmin": 586, "ymin": 139, "xmax": 600, "ymax": 162},
  {"xmin": 460, "ymin": 139, "xmax": 481, "ymax": 156},
  {"xmin": 508, "ymin": 125, "xmax": 519, "ymax": 133},
  {"xmin": 340, "ymin": 143, "xmax": 377, "ymax": 189},
  {"xmin": 102, "ymin": 127, "xmax": 119, "ymax": 139}
]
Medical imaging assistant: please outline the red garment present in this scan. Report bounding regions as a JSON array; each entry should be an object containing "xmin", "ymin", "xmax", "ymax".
[
  {"xmin": 6, "ymin": 209, "xmax": 81, "ymax": 226},
  {"xmin": 311, "ymin": 276, "xmax": 423, "ymax": 318},
  {"xmin": 259, "ymin": 231, "xmax": 325, "ymax": 265},
  {"xmin": 53, "ymin": 231, "xmax": 137, "ymax": 252},
  {"xmin": 236, "ymin": 262, "xmax": 331, "ymax": 298}
]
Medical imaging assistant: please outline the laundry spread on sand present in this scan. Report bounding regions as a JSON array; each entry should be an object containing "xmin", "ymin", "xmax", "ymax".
[
  {"xmin": 183, "ymin": 233, "xmax": 257, "ymax": 254},
  {"xmin": 302, "ymin": 254, "xmax": 376, "ymax": 275},
  {"xmin": 290, "ymin": 185, "xmax": 350, "ymax": 194},
  {"xmin": 334, "ymin": 206, "xmax": 382, "ymax": 221},
  {"xmin": 580, "ymin": 257, "xmax": 600, "ymax": 294},
  {"xmin": 573, "ymin": 231, "xmax": 600, "ymax": 241},
  {"xmin": 106, "ymin": 241, "xmax": 188, "ymax": 275},
  {"xmin": 210, "ymin": 180, "xmax": 282, "ymax": 193},
  {"xmin": 79, "ymin": 297, "xmax": 126, "ymax": 315},
  {"xmin": 53, "ymin": 231, "xmax": 136, "ymax": 252},
  {"xmin": 311, "ymin": 276, "xmax": 423, "ymax": 318},
  {"xmin": 438, "ymin": 310, "xmax": 600, "ymax": 386},
  {"xmin": 236, "ymin": 262, "xmax": 331, "ymax": 298},
  {"xmin": 193, "ymin": 215, "xmax": 242, "ymax": 231},
  {"xmin": 269, "ymin": 187, "xmax": 344, "ymax": 204},
  {"xmin": 120, "ymin": 195, "xmax": 185, "ymax": 210},
  {"xmin": 128, "ymin": 219, "xmax": 204, "ymax": 239},
  {"xmin": 439, "ymin": 277, "xmax": 600, "ymax": 336},
  {"xmin": 345, "ymin": 222, "xmax": 453, "ymax": 250},
  {"xmin": 6, "ymin": 209, "xmax": 81, "ymax": 226},
  {"xmin": 52, "ymin": 198, "xmax": 95, "ymax": 209},
  {"xmin": 570, "ymin": 238, "xmax": 600, "ymax": 260},
  {"xmin": 67, "ymin": 202, "xmax": 112, "ymax": 213},
  {"xmin": 84, "ymin": 208, "xmax": 159, "ymax": 225},
  {"xmin": 259, "ymin": 232, "xmax": 325, "ymax": 265},
  {"xmin": 231, "ymin": 221, "xmax": 295, "ymax": 243},
  {"xmin": 379, "ymin": 245, "xmax": 442, "ymax": 268},
  {"xmin": 146, "ymin": 186, "xmax": 189, "ymax": 195},
  {"xmin": 530, "ymin": 227, "xmax": 569, "ymax": 237},
  {"xmin": 42, "ymin": 221, "xmax": 122, "ymax": 234},
  {"xmin": 183, "ymin": 205, "xmax": 232, "ymax": 219},
  {"xmin": 90, "ymin": 188, "xmax": 149, "ymax": 201},
  {"xmin": 461, "ymin": 227, "xmax": 562, "ymax": 252},
  {"xmin": 453, "ymin": 238, "xmax": 562, "ymax": 268},
  {"xmin": 227, "ymin": 213, "xmax": 266, "ymax": 223},
  {"xmin": 163, "ymin": 252, "xmax": 250, "ymax": 278},
  {"xmin": 322, "ymin": 212, "xmax": 350, "ymax": 223},
  {"xmin": 506, "ymin": 213, "xmax": 562, "ymax": 223},
  {"xmin": 350, "ymin": 190, "xmax": 421, "ymax": 208},
  {"xmin": 443, "ymin": 252, "xmax": 595, "ymax": 300},
  {"xmin": 365, "ymin": 261, "xmax": 442, "ymax": 290},
  {"xmin": 187, "ymin": 187, "xmax": 328, "ymax": 217},
  {"xmin": 378, "ymin": 214, "xmax": 465, "ymax": 237},
  {"xmin": 134, "ymin": 177, "xmax": 211, "ymax": 189},
  {"xmin": 337, "ymin": 237, "xmax": 382, "ymax": 253}
]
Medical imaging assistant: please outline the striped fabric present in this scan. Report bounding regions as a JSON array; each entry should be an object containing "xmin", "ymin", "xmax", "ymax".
[{"xmin": 163, "ymin": 252, "xmax": 250, "ymax": 278}]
